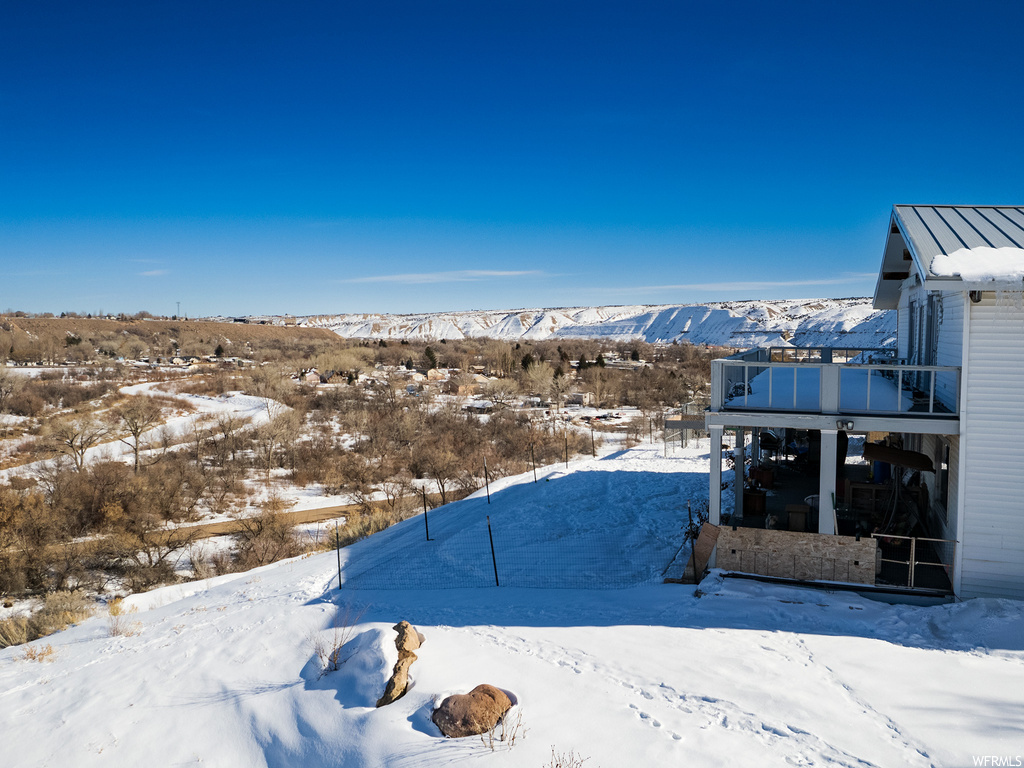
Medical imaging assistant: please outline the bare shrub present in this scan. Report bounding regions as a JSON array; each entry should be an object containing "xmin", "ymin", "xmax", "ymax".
[
  {"xmin": 32, "ymin": 589, "xmax": 93, "ymax": 637},
  {"xmin": 546, "ymin": 747, "xmax": 590, "ymax": 768},
  {"xmin": 0, "ymin": 590, "xmax": 93, "ymax": 647},
  {"xmin": 0, "ymin": 616, "xmax": 30, "ymax": 648},
  {"xmin": 107, "ymin": 597, "xmax": 141, "ymax": 637},
  {"xmin": 308, "ymin": 603, "xmax": 365, "ymax": 677},
  {"xmin": 232, "ymin": 495, "xmax": 299, "ymax": 569},
  {"xmin": 481, "ymin": 707, "xmax": 526, "ymax": 752},
  {"xmin": 19, "ymin": 643, "xmax": 55, "ymax": 662}
]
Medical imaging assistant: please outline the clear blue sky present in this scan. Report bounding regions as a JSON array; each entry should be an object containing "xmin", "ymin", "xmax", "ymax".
[{"xmin": 3, "ymin": 1, "xmax": 1023, "ymax": 317}]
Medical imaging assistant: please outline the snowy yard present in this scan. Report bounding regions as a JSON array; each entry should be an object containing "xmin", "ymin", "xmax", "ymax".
[{"xmin": 1, "ymin": 443, "xmax": 1022, "ymax": 767}]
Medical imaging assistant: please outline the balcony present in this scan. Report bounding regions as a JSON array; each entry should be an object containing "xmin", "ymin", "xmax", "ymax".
[{"xmin": 711, "ymin": 347, "xmax": 960, "ymax": 419}]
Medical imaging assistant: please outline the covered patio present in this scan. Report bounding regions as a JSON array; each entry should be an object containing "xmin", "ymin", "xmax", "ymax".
[{"xmin": 705, "ymin": 346, "xmax": 960, "ymax": 594}]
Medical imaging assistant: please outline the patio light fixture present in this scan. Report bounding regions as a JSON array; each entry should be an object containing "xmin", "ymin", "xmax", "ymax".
[{"xmin": 836, "ymin": 420, "xmax": 855, "ymax": 431}]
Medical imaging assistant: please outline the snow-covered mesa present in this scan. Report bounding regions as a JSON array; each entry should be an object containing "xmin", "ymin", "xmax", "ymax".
[
  {"xmin": 3, "ymin": 443, "xmax": 1022, "ymax": 767},
  {"xmin": 302, "ymin": 298, "xmax": 895, "ymax": 348},
  {"xmin": 931, "ymin": 245, "xmax": 1024, "ymax": 282}
]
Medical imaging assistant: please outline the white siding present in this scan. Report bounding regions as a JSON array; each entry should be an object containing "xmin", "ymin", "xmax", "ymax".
[
  {"xmin": 897, "ymin": 287, "xmax": 962, "ymax": 411},
  {"xmin": 896, "ymin": 287, "xmax": 911, "ymax": 360},
  {"xmin": 934, "ymin": 290, "xmax": 964, "ymax": 411},
  {"xmin": 935, "ymin": 291, "xmax": 964, "ymax": 367},
  {"xmin": 918, "ymin": 433, "xmax": 959, "ymax": 543},
  {"xmin": 959, "ymin": 293, "xmax": 1024, "ymax": 600}
]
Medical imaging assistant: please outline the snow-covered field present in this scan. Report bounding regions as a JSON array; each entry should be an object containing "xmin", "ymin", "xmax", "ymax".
[
  {"xmin": 0, "ymin": 381, "xmax": 275, "ymax": 484},
  {"xmin": 2, "ymin": 443, "xmax": 1022, "ymax": 768},
  {"xmin": 301, "ymin": 297, "xmax": 896, "ymax": 348}
]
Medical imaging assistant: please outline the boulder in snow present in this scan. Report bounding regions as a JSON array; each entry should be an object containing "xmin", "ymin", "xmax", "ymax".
[{"xmin": 432, "ymin": 684, "xmax": 512, "ymax": 738}]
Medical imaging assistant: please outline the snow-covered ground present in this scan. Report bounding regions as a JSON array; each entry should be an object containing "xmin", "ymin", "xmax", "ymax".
[{"xmin": 2, "ymin": 442, "xmax": 1022, "ymax": 768}]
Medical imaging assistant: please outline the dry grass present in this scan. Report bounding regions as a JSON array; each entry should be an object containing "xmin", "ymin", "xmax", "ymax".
[
  {"xmin": 107, "ymin": 597, "xmax": 141, "ymax": 637},
  {"xmin": 0, "ymin": 590, "xmax": 94, "ymax": 648},
  {"xmin": 0, "ymin": 616, "xmax": 30, "ymax": 648},
  {"xmin": 19, "ymin": 643, "xmax": 55, "ymax": 662}
]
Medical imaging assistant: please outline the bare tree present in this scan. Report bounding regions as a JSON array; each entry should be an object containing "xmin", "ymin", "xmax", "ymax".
[
  {"xmin": 49, "ymin": 415, "xmax": 110, "ymax": 472},
  {"xmin": 549, "ymin": 369, "xmax": 569, "ymax": 412},
  {"xmin": 420, "ymin": 442, "xmax": 462, "ymax": 505},
  {"xmin": 482, "ymin": 378, "xmax": 520, "ymax": 409},
  {"xmin": 116, "ymin": 397, "xmax": 163, "ymax": 472},
  {"xmin": 523, "ymin": 361, "xmax": 554, "ymax": 399},
  {"xmin": 215, "ymin": 412, "xmax": 249, "ymax": 463},
  {"xmin": 248, "ymin": 365, "xmax": 291, "ymax": 421},
  {"xmin": 254, "ymin": 411, "xmax": 301, "ymax": 482},
  {"xmin": 581, "ymin": 367, "xmax": 610, "ymax": 408},
  {"xmin": 0, "ymin": 367, "xmax": 23, "ymax": 413}
]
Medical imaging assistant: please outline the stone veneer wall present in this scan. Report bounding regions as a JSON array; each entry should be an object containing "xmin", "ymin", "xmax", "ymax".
[{"xmin": 716, "ymin": 526, "xmax": 877, "ymax": 584}]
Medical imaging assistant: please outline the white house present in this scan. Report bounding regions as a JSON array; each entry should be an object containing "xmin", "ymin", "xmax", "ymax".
[{"xmin": 705, "ymin": 204, "xmax": 1024, "ymax": 600}]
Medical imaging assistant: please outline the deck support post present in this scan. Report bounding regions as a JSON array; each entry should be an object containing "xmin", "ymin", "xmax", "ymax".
[
  {"xmin": 750, "ymin": 428, "xmax": 760, "ymax": 469},
  {"xmin": 818, "ymin": 429, "xmax": 838, "ymax": 534},
  {"xmin": 709, "ymin": 426, "xmax": 723, "ymax": 526},
  {"xmin": 734, "ymin": 428, "xmax": 745, "ymax": 520}
]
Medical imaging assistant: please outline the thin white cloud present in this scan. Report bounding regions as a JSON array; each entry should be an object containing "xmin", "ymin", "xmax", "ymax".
[
  {"xmin": 606, "ymin": 274, "xmax": 876, "ymax": 294},
  {"xmin": 139, "ymin": 269, "xmax": 169, "ymax": 277},
  {"xmin": 339, "ymin": 269, "xmax": 544, "ymax": 285}
]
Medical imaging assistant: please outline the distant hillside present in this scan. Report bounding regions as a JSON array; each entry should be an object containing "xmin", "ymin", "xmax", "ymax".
[
  {"xmin": 0, "ymin": 317, "xmax": 345, "ymax": 363},
  {"xmin": 302, "ymin": 298, "xmax": 895, "ymax": 348}
]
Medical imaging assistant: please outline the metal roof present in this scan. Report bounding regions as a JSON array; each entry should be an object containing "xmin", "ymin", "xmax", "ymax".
[{"xmin": 894, "ymin": 205, "xmax": 1024, "ymax": 278}]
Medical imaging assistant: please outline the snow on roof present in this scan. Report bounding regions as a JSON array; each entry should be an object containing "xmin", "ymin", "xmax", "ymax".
[
  {"xmin": 930, "ymin": 245, "xmax": 1024, "ymax": 283},
  {"xmin": 895, "ymin": 205, "xmax": 1024, "ymax": 280}
]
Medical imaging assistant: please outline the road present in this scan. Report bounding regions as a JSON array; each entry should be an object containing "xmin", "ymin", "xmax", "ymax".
[{"xmin": 157, "ymin": 490, "xmax": 465, "ymax": 546}]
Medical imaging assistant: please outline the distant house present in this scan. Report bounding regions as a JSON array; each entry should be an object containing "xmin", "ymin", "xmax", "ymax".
[
  {"xmin": 705, "ymin": 204, "xmax": 1024, "ymax": 601},
  {"xmin": 566, "ymin": 392, "xmax": 595, "ymax": 406},
  {"xmin": 444, "ymin": 380, "xmax": 477, "ymax": 397}
]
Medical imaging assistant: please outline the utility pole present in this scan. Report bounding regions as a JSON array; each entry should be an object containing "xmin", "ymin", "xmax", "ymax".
[{"xmin": 176, "ymin": 301, "xmax": 181, "ymax": 319}]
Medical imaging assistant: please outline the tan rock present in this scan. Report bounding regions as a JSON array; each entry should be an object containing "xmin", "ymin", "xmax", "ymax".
[
  {"xmin": 431, "ymin": 684, "xmax": 512, "ymax": 738},
  {"xmin": 394, "ymin": 620, "xmax": 423, "ymax": 653},
  {"xmin": 376, "ymin": 621, "xmax": 425, "ymax": 707},
  {"xmin": 376, "ymin": 651, "xmax": 416, "ymax": 707}
]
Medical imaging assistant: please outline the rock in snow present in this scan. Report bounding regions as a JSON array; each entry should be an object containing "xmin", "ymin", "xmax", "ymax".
[
  {"xmin": 376, "ymin": 621, "xmax": 423, "ymax": 707},
  {"xmin": 432, "ymin": 684, "xmax": 513, "ymax": 738}
]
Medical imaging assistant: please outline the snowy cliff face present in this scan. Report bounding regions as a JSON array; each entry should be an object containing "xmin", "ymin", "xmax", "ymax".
[{"xmin": 301, "ymin": 298, "xmax": 895, "ymax": 348}]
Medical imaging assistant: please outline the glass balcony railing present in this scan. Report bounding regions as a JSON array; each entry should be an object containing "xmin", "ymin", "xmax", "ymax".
[{"xmin": 712, "ymin": 348, "xmax": 960, "ymax": 417}]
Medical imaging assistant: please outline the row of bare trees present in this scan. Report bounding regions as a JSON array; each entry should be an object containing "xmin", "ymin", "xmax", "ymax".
[{"xmin": 0, "ymin": 337, "xmax": 718, "ymax": 603}]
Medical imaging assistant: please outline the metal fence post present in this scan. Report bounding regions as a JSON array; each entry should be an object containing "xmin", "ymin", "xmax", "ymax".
[
  {"xmin": 487, "ymin": 516, "xmax": 499, "ymax": 586},
  {"xmin": 334, "ymin": 521, "xmax": 342, "ymax": 590},
  {"xmin": 422, "ymin": 488, "xmax": 431, "ymax": 541},
  {"xmin": 484, "ymin": 457, "xmax": 491, "ymax": 504}
]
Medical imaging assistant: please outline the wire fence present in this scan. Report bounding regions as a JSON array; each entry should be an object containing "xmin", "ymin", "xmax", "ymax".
[{"xmin": 340, "ymin": 491, "xmax": 690, "ymax": 591}]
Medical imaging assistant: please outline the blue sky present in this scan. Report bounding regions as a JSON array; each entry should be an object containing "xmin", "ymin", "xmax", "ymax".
[{"xmin": 3, "ymin": 1, "xmax": 1023, "ymax": 317}]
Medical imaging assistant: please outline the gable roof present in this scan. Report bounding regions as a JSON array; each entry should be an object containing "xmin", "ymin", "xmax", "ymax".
[{"xmin": 874, "ymin": 205, "xmax": 1024, "ymax": 309}]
